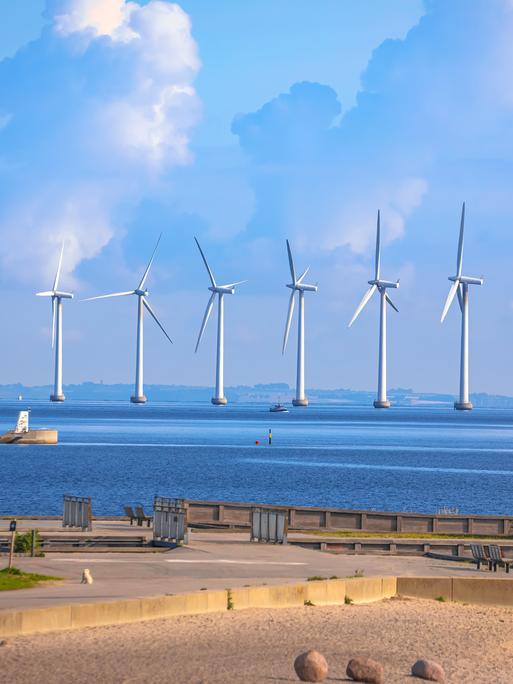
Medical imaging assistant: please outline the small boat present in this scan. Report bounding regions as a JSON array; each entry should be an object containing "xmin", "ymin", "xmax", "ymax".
[
  {"xmin": 269, "ymin": 403, "xmax": 289, "ymax": 413},
  {"xmin": 0, "ymin": 411, "xmax": 58, "ymax": 444}
]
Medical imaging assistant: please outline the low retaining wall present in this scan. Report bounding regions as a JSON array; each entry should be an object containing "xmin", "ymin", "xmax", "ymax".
[
  {"xmin": 185, "ymin": 499, "xmax": 513, "ymax": 537},
  {"xmin": 2, "ymin": 575, "xmax": 513, "ymax": 638},
  {"xmin": 0, "ymin": 577, "xmax": 394, "ymax": 638},
  {"xmin": 397, "ymin": 576, "xmax": 513, "ymax": 606}
]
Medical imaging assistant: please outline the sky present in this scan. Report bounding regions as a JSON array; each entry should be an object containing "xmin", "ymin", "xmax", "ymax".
[{"xmin": 0, "ymin": 0, "xmax": 512, "ymax": 397}]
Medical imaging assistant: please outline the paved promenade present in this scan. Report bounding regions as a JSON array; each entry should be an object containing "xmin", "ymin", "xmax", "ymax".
[{"xmin": 0, "ymin": 527, "xmax": 493, "ymax": 612}]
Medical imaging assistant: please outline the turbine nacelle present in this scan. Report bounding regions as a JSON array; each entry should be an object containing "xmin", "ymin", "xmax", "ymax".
[
  {"xmin": 134, "ymin": 289, "xmax": 149, "ymax": 297},
  {"xmin": 368, "ymin": 279, "xmax": 400, "ymax": 290},
  {"xmin": 286, "ymin": 282, "xmax": 318, "ymax": 293},
  {"xmin": 448, "ymin": 275, "xmax": 483, "ymax": 286},
  {"xmin": 210, "ymin": 285, "xmax": 235, "ymax": 295}
]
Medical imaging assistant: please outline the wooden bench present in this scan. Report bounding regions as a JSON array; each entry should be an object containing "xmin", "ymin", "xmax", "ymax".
[
  {"xmin": 124, "ymin": 506, "xmax": 138, "ymax": 526},
  {"xmin": 488, "ymin": 544, "xmax": 512, "ymax": 573},
  {"xmin": 470, "ymin": 543, "xmax": 492, "ymax": 571},
  {"xmin": 135, "ymin": 505, "xmax": 152, "ymax": 527}
]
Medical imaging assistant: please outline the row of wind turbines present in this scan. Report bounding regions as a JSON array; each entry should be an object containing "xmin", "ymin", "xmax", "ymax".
[{"xmin": 36, "ymin": 202, "xmax": 482, "ymax": 410}]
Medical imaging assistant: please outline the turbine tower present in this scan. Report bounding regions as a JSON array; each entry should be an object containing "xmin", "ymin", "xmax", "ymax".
[
  {"xmin": 348, "ymin": 211, "xmax": 399, "ymax": 409},
  {"xmin": 440, "ymin": 203, "xmax": 483, "ymax": 411},
  {"xmin": 84, "ymin": 234, "xmax": 172, "ymax": 404},
  {"xmin": 194, "ymin": 238, "xmax": 245, "ymax": 406},
  {"xmin": 36, "ymin": 242, "xmax": 74, "ymax": 402},
  {"xmin": 282, "ymin": 240, "xmax": 317, "ymax": 407}
]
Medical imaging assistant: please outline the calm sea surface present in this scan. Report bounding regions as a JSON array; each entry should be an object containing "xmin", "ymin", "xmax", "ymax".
[{"xmin": 0, "ymin": 401, "xmax": 513, "ymax": 516}]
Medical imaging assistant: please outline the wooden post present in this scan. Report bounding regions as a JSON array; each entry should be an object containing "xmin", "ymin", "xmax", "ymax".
[
  {"xmin": 8, "ymin": 522, "xmax": 16, "ymax": 570},
  {"xmin": 31, "ymin": 529, "xmax": 36, "ymax": 558}
]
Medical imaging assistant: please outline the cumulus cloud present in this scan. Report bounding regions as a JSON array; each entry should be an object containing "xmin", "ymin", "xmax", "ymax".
[
  {"xmin": 231, "ymin": 0, "xmax": 513, "ymax": 267},
  {"xmin": 0, "ymin": 0, "xmax": 200, "ymax": 286}
]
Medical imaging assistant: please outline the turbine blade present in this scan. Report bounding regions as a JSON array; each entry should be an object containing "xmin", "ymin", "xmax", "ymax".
[
  {"xmin": 297, "ymin": 266, "xmax": 310, "ymax": 284},
  {"xmin": 82, "ymin": 291, "xmax": 136, "ymax": 301},
  {"xmin": 441, "ymin": 280, "xmax": 459, "ymax": 322},
  {"xmin": 286, "ymin": 239, "xmax": 296, "ymax": 283},
  {"xmin": 282, "ymin": 290, "xmax": 296, "ymax": 354},
  {"xmin": 457, "ymin": 202, "xmax": 465, "ymax": 278},
  {"xmin": 195, "ymin": 292, "xmax": 216, "ymax": 352},
  {"xmin": 51, "ymin": 297, "xmax": 56, "ymax": 349},
  {"xmin": 223, "ymin": 280, "xmax": 247, "ymax": 288},
  {"xmin": 138, "ymin": 233, "xmax": 162, "ymax": 290},
  {"xmin": 143, "ymin": 299, "xmax": 172, "ymax": 344},
  {"xmin": 348, "ymin": 284, "xmax": 377, "ymax": 327},
  {"xmin": 385, "ymin": 293, "xmax": 399, "ymax": 313},
  {"xmin": 457, "ymin": 283, "xmax": 464, "ymax": 312},
  {"xmin": 194, "ymin": 237, "xmax": 216, "ymax": 288},
  {"xmin": 53, "ymin": 241, "xmax": 65, "ymax": 292},
  {"xmin": 375, "ymin": 210, "xmax": 381, "ymax": 281},
  {"xmin": 36, "ymin": 291, "xmax": 54, "ymax": 297}
]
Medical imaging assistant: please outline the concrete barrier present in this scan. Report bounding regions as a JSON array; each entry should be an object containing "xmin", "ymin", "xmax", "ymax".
[
  {"xmin": 0, "ymin": 578, "xmax": 393, "ymax": 637},
  {"xmin": 345, "ymin": 577, "xmax": 398, "ymax": 604},
  {"xmin": 397, "ymin": 577, "xmax": 454, "ymax": 601},
  {"xmin": 452, "ymin": 578, "xmax": 513, "ymax": 606},
  {"xmin": 4, "ymin": 575, "xmax": 513, "ymax": 638},
  {"xmin": 397, "ymin": 576, "xmax": 513, "ymax": 606}
]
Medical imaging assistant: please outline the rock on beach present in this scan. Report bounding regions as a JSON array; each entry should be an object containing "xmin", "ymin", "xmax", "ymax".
[
  {"xmin": 411, "ymin": 659, "xmax": 445, "ymax": 682},
  {"xmin": 293, "ymin": 650, "xmax": 329, "ymax": 682},
  {"xmin": 346, "ymin": 656, "xmax": 384, "ymax": 684}
]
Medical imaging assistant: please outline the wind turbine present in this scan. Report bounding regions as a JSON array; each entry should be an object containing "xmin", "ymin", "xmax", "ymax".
[
  {"xmin": 282, "ymin": 240, "xmax": 317, "ymax": 406},
  {"xmin": 194, "ymin": 238, "xmax": 245, "ymax": 405},
  {"xmin": 84, "ymin": 234, "xmax": 172, "ymax": 404},
  {"xmin": 348, "ymin": 211, "xmax": 399, "ymax": 408},
  {"xmin": 440, "ymin": 203, "xmax": 483, "ymax": 410},
  {"xmin": 36, "ymin": 242, "xmax": 74, "ymax": 402}
]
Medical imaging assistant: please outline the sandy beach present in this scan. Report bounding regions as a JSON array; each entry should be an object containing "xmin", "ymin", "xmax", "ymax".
[{"xmin": 1, "ymin": 597, "xmax": 512, "ymax": 683}]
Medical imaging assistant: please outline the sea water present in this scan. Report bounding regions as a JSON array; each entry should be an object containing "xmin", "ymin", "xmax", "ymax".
[{"xmin": 0, "ymin": 400, "xmax": 512, "ymax": 516}]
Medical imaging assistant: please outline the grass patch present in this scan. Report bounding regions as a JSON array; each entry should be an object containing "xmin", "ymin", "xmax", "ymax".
[
  {"xmin": 304, "ymin": 599, "xmax": 315, "ymax": 606},
  {"xmin": 0, "ymin": 567, "xmax": 62, "ymax": 591},
  {"xmin": 307, "ymin": 576, "xmax": 326, "ymax": 582},
  {"xmin": 305, "ymin": 530, "xmax": 512, "ymax": 540},
  {"xmin": 226, "ymin": 589, "xmax": 234, "ymax": 610},
  {"xmin": 344, "ymin": 595, "xmax": 353, "ymax": 605},
  {"xmin": 346, "ymin": 569, "xmax": 365, "ymax": 579},
  {"xmin": 435, "ymin": 596, "xmax": 446, "ymax": 602}
]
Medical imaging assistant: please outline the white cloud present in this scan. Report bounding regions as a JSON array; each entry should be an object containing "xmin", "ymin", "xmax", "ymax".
[
  {"xmin": 53, "ymin": 0, "xmax": 135, "ymax": 39},
  {"xmin": 0, "ymin": 0, "xmax": 201, "ymax": 286}
]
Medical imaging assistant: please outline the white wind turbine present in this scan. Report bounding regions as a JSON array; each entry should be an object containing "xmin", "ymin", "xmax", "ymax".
[
  {"xmin": 36, "ymin": 242, "xmax": 74, "ymax": 402},
  {"xmin": 440, "ymin": 202, "xmax": 483, "ymax": 410},
  {"xmin": 348, "ymin": 211, "xmax": 399, "ymax": 408},
  {"xmin": 84, "ymin": 234, "xmax": 172, "ymax": 404},
  {"xmin": 282, "ymin": 240, "xmax": 317, "ymax": 406},
  {"xmin": 194, "ymin": 238, "xmax": 245, "ymax": 405}
]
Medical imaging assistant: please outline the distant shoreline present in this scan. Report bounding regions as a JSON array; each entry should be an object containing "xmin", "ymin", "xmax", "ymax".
[{"xmin": 1, "ymin": 382, "xmax": 513, "ymax": 408}]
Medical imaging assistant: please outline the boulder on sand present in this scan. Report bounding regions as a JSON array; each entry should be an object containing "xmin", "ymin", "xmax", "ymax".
[
  {"xmin": 411, "ymin": 659, "xmax": 445, "ymax": 682},
  {"xmin": 294, "ymin": 650, "xmax": 329, "ymax": 682},
  {"xmin": 346, "ymin": 657, "xmax": 384, "ymax": 684}
]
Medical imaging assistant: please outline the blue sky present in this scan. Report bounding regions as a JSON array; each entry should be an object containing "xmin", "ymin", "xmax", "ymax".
[{"xmin": 0, "ymin": 0, "xmax": 512, "ymax": 396}]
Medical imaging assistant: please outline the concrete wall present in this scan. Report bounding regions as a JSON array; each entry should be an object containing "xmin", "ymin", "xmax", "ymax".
[
  {"xmin": 397, "ymin": 576, "xmax": 513, "ymax": 606},
  {"xmin": 0, "ymin": 578, "xmax": 394, "ymax": 638},
  {"xmin": 2, "ymin": 575, "xmax": 513, "ymax": 638},
  {"xmin": 185, "ymin": 499, "xmax": 513, "ymax": 536}
]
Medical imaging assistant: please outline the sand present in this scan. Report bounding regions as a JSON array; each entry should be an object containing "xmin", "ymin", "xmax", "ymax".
[{"xmin": 1, "ymin": 598, "xmax": 512, "ymax": 683}]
